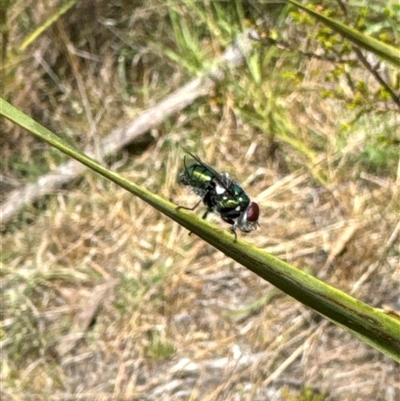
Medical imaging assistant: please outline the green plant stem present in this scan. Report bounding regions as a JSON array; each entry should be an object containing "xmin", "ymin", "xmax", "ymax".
[
  {"xmin": 1, "ymin": 97, "xmax": 400, "ymax": 362},
  {"xmin": 287, "ymin": 0, "xmax": 400, "ymax": 67}
]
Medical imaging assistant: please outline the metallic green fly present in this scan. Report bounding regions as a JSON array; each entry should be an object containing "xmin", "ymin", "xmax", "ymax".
[{"xmin": 178, "ymin": 149, "xmax": 259, "ymax": 240}]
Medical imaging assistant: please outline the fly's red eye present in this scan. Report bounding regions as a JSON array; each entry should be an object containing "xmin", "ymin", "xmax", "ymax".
[{"xmin": 247, "ymin": 202, "xmax": 259, "ymax": 222}]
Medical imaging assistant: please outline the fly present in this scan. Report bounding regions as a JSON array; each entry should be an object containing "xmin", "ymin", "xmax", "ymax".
[{"xmin": 178, "ymin": 149, "xmax": 260, "ymax": 241}]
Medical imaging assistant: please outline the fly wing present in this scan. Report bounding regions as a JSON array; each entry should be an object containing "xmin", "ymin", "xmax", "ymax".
[{"xmin": 182, "ymin": 148, "xmax": 235, "ymax": 197}]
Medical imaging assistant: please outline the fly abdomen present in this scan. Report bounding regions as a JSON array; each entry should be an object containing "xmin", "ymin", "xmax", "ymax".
[{"xmin": 179, "ymin": 163, "xmax": 214, "ymax": 191}]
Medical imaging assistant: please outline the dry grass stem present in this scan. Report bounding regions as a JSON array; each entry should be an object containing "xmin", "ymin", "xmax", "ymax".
[{"xmin": 2, "ymin": 1, "xmax": 399, "ymax": 400}]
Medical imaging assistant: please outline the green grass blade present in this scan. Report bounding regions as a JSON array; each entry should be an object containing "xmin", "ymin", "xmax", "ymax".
[
  {"xmin": 1, "ymin": 96, "xmax": 400, "ymax": 362},
  {"xmin": 19, "ymin": 0, "xmax": 78, "ymax": 51},
  {"xmin": 288, "ymin": 0, "xmax": 400, "ymax": 67}
]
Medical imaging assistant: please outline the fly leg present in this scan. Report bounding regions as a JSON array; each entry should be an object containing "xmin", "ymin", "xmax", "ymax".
[
  {"xmin": 201, "ymin": 209, "xmax": 209, "ymax": 220},
  {"xmin": 221, "ymin": 213, "xmax": 240, "ymax": 242},
  {"xmin": 177, "ymin": 199, "xmax": 202, "ymax": 236},
  {"xmin": 229, "ymin": 225, "xmax": 238, "ymax": 242},
  {"xmin": 176, "ymin": 198, "xmax": 203, "ymax": 212},
  {"xmin": 177, "ymin": 197, "xmax": 213, "ymax": 237}
]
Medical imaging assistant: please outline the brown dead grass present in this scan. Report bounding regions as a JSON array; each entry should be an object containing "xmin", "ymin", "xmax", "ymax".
[{"xmin": 2, "ymin": 1, "xmax": 400, "ymax": 401}]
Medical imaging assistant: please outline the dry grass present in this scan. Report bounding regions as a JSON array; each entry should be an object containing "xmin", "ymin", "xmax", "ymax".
[{"xmin": 2, "ymin": 1, "xmax": 400, "ymax": 400}]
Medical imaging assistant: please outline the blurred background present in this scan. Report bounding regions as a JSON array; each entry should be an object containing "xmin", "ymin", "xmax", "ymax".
[{"xmin": 1, "ymin": 1, "xmax": 399, "ymax": 400}]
